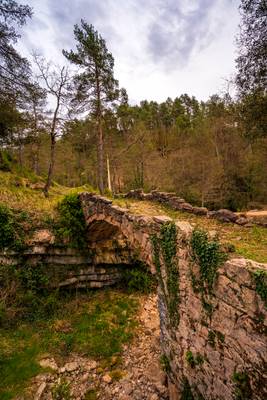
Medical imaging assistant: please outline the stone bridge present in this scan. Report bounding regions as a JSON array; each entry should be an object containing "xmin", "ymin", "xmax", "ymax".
[
  {"xmin": 80, "ymin": 192, "xmax": 173, "ymax": 272},
  {"xmin": 1, "ymin": 192, "xmax": 266, "ymax": 399},
  {"xmin": 80, "ymin": 192, "xmax": 267, "ymax": 400}
]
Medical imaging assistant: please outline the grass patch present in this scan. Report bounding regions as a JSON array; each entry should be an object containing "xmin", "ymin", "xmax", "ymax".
[
  {"xmin": 114, "ymin": 198, "xmax": 267, "ymax": 264},
  {"xmin": 0, "ymin": 289, "xmax": 138, "ymax": 399},
  {"xmin": 0, "ymin": 171, "xmax": 95, "ymax": 218}
]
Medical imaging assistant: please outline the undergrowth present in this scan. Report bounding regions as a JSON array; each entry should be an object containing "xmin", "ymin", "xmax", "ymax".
[
  {"xmin": 0, "ymin": 289, "xmax": 138, "ymax": 399},
  {"xmin": 55, "ymin": 193, "xmax": 88, "ymax": 248},
  {"xmin": 0, "ymin": 203, "xmax": 27, "ymax": 251},
  {"xmin": 121, "ymin": 262, "xmax": 157, "ymax": 294}
]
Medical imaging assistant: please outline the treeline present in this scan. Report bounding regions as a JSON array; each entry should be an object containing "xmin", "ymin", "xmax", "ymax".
[{"xmin": 0, "ymin": 0, "xmax": 266, "ymax": 210}]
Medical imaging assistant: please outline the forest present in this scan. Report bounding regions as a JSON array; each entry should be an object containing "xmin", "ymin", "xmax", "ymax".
[{"xmin": 0, "ymin": 0, "xmax": 266, "ymax": 211}]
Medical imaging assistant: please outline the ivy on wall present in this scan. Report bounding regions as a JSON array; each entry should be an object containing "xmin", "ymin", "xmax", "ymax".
[
  {"xmin": 190, "ymin": 228, "xmax": 227, "ymax": 316},
  {"xmin": 151, "ymin": 222, "xmax": 180, "ymax": 327}
]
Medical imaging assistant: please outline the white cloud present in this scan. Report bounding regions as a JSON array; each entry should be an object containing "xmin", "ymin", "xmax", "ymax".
[{"xmin": 18, "ymin": 0, "xmax": 241, "ymax": 103}]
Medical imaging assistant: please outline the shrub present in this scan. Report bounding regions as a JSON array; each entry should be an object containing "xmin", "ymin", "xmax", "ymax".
[
  {"xmin": 121, "ymin": 263, "xmax": 156, "ymax": 293},
  {"xmin": 0, "ymin": 150, "xmax": 13, "ymax": 171},
  {"xmin": 0, "ymin": 203, "xmax": 16, "ymax": 249},
  {"xmin": 56, "ymin": 194, "xmax": 87, "ymax": 248},
  {"xmin": 0, "ymin": 203, "xmax": 25, "ymax": 251}
]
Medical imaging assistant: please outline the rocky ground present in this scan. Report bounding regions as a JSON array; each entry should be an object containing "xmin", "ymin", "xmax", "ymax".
[{"xmin": 28, "ymin": 294, "xmax": 168, "ymax": 400}]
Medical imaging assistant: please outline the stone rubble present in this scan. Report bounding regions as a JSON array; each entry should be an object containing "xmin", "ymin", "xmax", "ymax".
[{"xmin": 28, "ymin": 295, "xmax": 168, "ymax": 400}]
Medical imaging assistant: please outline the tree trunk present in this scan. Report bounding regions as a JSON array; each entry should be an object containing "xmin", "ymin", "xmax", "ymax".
[
  {"xmin": 107, "ymin": 154, "xmax": 112, "ymax": 193},
  {"xmin": 97, "ymin": 116, "xmax": 104, "ymax": 194},
  {"xmin": 43, "ymin": 135, "xmax": 55, "ymax": 197},
  {"xmin": 95, "ymin": 69, "xmax": 104, "ymax": 195}
]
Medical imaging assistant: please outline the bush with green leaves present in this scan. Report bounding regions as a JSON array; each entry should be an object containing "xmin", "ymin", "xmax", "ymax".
[
  {"xmin": 0, "ymin": 203, "xmax": 17, "ymax": 250},
  {"xmin": 56, "ymin": 193, "xmax": 87, "ymax": 248},
  {"xmin": 121, "ymin": 263, "xmax": 156, "ymax": 293},
  {"xmin": 0, "ymin": 203, "xmax": 26, "ymax": 251}
]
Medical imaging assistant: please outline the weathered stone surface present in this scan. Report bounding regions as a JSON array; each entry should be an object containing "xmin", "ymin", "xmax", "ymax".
[{"xmin": 30, "ymin": 229, "xmax": 55, "ymax": 245}]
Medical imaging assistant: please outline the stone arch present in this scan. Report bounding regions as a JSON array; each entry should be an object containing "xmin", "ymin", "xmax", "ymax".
[{"xmin": 79, "ymin": 193, "xmax": 172, "ymax": 273}]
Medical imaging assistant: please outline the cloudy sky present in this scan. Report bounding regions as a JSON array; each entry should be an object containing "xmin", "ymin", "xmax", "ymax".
[{"xmin": 18, "ymin": 0, "xmax": 241, "ymax": 103}]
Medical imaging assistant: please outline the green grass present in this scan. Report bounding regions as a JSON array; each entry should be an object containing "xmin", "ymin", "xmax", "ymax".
[
  {"xmin": 0, "ymin": 171, "xmax": 96, "ymax": 217},
  {"xmin": 114, "ymin": 198, "xmax": 267, "ymax": 264},
  {"xmin": 0, "ymin": 289, "xmax": 138, "ymax": 399}
]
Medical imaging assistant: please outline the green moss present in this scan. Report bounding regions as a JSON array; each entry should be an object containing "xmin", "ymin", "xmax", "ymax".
[
  {"xmin": 253, "ymin": 270, "xmax": 267, "ymax": 307},
  {"xmin": 151, "ymin": 222, "xmax": 180, "ymax": 327},
  {"xmin": 232, "ymin": 372, "xmax": 252, "ymax": 400}
]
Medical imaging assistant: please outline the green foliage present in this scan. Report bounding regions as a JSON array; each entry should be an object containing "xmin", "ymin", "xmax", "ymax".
[
  {"xmin": 56, "ymin": 193, "xmax": 87, "ymax": 248},
  {"xmin": 0, "ymin": 263, "xmax": 60, "ymax": 326},
  {"xmin": 185, "ymin": 351, "xmax": 195, "ymax": 368},
  {"xmin": 207, "ymin": 330, "xmax": 216, "ymax": 347},
  {"xmin": 160, "ymin": 354, "xmax": 171, "ymax": 373},
  {"xmin": 232, "ymin": 371, "xmax": 252, "ymax": 400},
  {"xmin": 253, "ymin": 270, "xmax": 267, "ymax": 307},
  {"xmin": 0, "ymin": 203, "xmax": 25, "ymax": 251},
  {"xmin": 191, "ymin": 229, "xmax": 227, "ymax": 292},
  {"xmin": 121, "ymin": 263, "xmax": 156, "ymax": 294},
  {"xmin": 181, "ymin": 378, "xmax": 195, "ymax": 400},
  {"xmin": 0, "ymin": 150, "xmax": 13, "ymax": 172},
  {"xmin": 185, "ymin": 351, "xmax": 204, "ymax": 368},
  {"xmin": 0, "ymin": 203, "xmax": 16, "ymax": 249},
  {"xmin": 52, "ymin": 380, "xmax": 71, "ymax": 400},
  {"xmin": 0, "ymin": 290, "xmax": 138, "ymax": 398},
  {"xmin": 151, "ymin": 222, "xmax": 180, "ymax": 327}
]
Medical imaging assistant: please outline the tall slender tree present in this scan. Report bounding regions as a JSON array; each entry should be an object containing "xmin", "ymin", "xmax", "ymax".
[
  {"xmin": 34, "ymin": 55, "xmax": 70, "ymax": 196},
  {"xmin": 235, "ymin": 0, "xmax": 267, "ymax": 140},
  {"xmin": 63, "ymin": 20, "xmax": 119, "ymax": 194},
  {"xmin": 0, "ymin": 0, "xmax": 32, "ymax": 100}
]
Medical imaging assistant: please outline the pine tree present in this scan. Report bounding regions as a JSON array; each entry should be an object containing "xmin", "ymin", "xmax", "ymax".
[{"xmin": 63, "ymin": 20, "xmax": 119, "ymax": 194}]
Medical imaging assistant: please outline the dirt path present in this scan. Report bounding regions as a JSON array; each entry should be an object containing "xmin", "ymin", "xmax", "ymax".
[
  {"xmin": 30, "ymin": 294, "xmax": 168, "ymax": 400},
  {"xmin": 99, "ymin": 294, "xmax": 168, "ymax": 400}
]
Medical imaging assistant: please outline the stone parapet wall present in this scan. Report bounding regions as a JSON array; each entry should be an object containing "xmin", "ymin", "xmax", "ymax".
[
  {"xmin": 80, "ymin": 193, "xmax": 267, "ymax": 399},
  {"xmin": 122, "ymin": 189, "xmax": 267, "ymax": 227},
  {"xmin": 156, "ymin": 223, "xmax": 267, "ymax": 400}
]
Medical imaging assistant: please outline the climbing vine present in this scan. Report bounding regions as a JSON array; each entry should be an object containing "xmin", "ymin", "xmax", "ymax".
[
  {"xmin": 232, "ymin": 371, "xmax": 252, "ymax": 400},
  {"xmin": 253, "ymin": 270, "xmax": 267, "ymax": 308},
  {"xmin": 151, "ymin": 221, "xmax": 180, "ymax": 327},
  {"xmin": 190, "ymin": 228, "xmax": 227, "ymax": 315}
]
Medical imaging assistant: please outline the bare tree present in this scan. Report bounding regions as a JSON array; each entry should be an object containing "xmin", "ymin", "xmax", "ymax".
[{"xmin": 33, "ymin": 55, "xmax": 70, "ymax": 196}]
